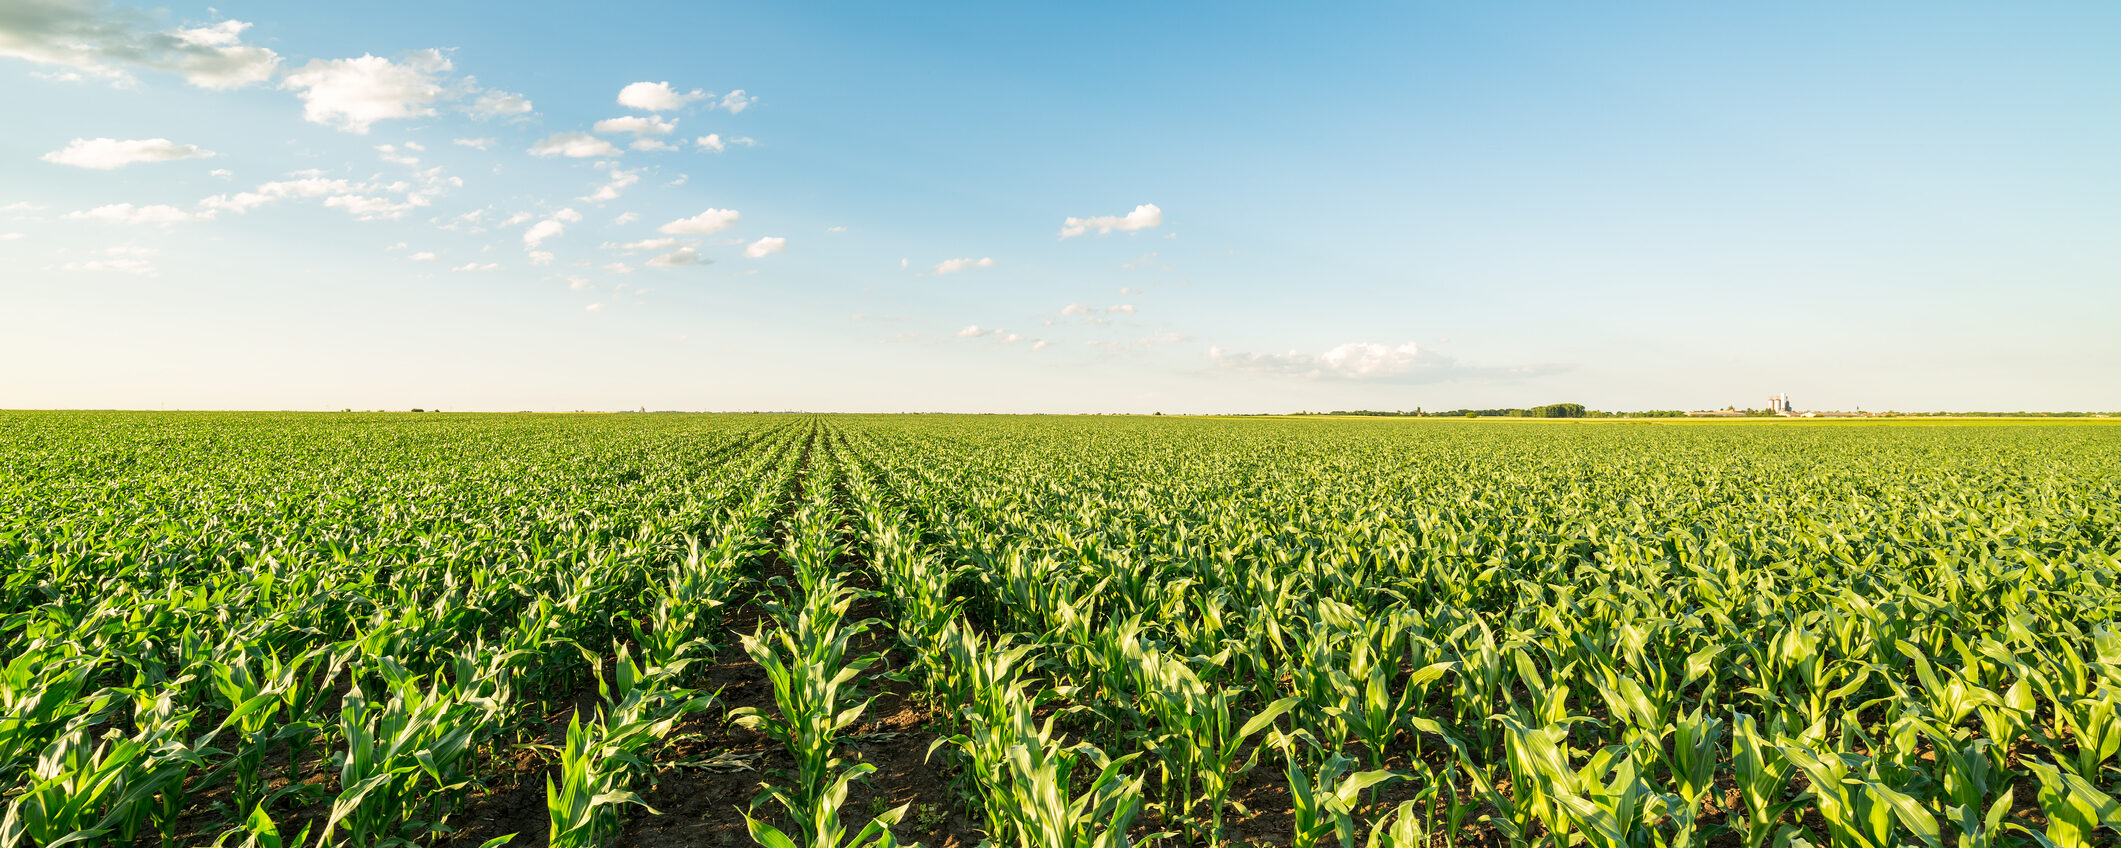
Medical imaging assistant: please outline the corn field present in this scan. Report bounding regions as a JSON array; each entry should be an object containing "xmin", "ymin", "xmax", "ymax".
[{"xmin": 3, "ymin": 411, "xmax": 2118, "ymax": 848}]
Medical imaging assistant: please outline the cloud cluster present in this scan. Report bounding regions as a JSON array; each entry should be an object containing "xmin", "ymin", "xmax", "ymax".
[
  {"xmin": 528, "ymin": 131, "xmax": 618, "ymax": 159},
  {"xmin": 280, "ymin": 50, "xmax": 450, "ymax": 134},
  {"xmin": 276, "ymin": 49, "xmax": 531, "ymax": 134},
  {"xmin": 614, "ymin": 81, "xmax": 755, "ymax": 114},
  {"xmin": 659, "ymin": 208, "xmax": 740, "ymax": 235},
  {"xmin": 1060, "ymin": 203, "xmax": 1162, "ymax": 238},
  {"xmin": 41, "ymin": 137, "xmax": 214, "ymax": 169},
  {"xmin": 594, "ymin": 115, "xmax": 676, "ymax": 137},
  {"xmin": 646, "ymin": 247, "xmax": 703, "ymax": 267},
  {"xmin": 0, "ymin": 2, "xmax": 280, "ymax": 89},
  {"xmin": 62, "ymin": 203, "xmax": 212, "ymax": 224},
  {"xmin": 693, "ymin": 134, "xmax": 757, "ymax": 153},
  {"xmin": 1207, "ymin": 341, "xmax": 1558, "ymax": 384},
  {"xmin": 523, "ymin": 208, "xmax": 582, "ymax": 248},
  {"xmin": 196, "ymin": 169, "xmax": 454, "ymax": 221},
  {"xmin": 60, "ymin": 246, "xmax": 159, "ymax": 275},
  {"xmin": 743, "ymin": 236, "xmax": 785, "ymax": 258},
  {"xmin": 581, "ymin": 169, "xmax": 640, "ymax": 203},
  {"xmin": 932, "ymin": 257, "xmax": 995, "ymax": 275},
  {"xmin": 617, "ymin": 81, "xmax": 706, "ymax": 111}
]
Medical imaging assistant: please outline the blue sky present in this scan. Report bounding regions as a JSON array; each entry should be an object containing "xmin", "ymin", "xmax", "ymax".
[{"xmin": 3, "ymin": 1, "xmax": 2116, "ymax": 413}]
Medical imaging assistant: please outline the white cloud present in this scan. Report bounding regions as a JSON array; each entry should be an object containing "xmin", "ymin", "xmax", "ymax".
[
  {"xmin": 694, "ymin": 134, "xmax": 725, "ymax": 153},
  {"xmin": 1, "ymin": 202, "xmax": 45, "ymax": 214},
  {"xmin": 453, "ymin": 137, "xmax": 496, "ymax": 150},
  {"xmin": 0, "ymin": 233, "xmax": 22, "ymax": 240},
  {"xmin": 452, "ymin": 262, "xmax": 500, "ymax": 272},
  {"xmin": 1061, "ymin": 303, "xmax": 1093, "ymax": 316},
  {"xmin": 956, "ymin": 325, "xmax": 986, "ymax": 338},
  {"xmin": 932, "ymin": 257, "xmax": 995, "ymax": 275},
  {"xmin": 607, "ymin": 237, "xmax": 680, "ymax": 251},
  {"xmin": 646, "ymin": 247, "xmax": 703, "ymax": 267},
  {"xmin": 658, "ymin": 208, "xmax": 739, "ymax": 234},
  {"xmin": 280, "ymin": 50, "xmax": 451, "ymax": 133},
  {"xmin": 613, "ymin": 212, "xmax": 639, "ymax": 225},
  {"xmin": 585, "ymin": 302, "xmax": 604, "ymax": 312},
  {"xmin": 63, "ymin": 202, "xmax": 212, "ymax": 224},
  {"xmin": 209, "ymin": 168, "xmax": 232, "ymax": 178},
  {"xmin": 581, "ymin": 169, "xmax": 640, "ymax": 203},
  {"xmin": 719, "ymin": 89, "xmax": 753, "ymax": 113},
  {"xmin": 594, "ymin": 115, "xmax": 676, "ymax": 137},
  {"xmin": 630, "ymin": 139, "xmax": 676, "ymax": 152},
  {"xmin": 375, "ymin": 144, "xmax": 419, "ymax": 165},
  {"xmin": 1204, "ymin": 341, "xmax": 1551, "ymax": 384},
  {"xmin": 165, "ymin": 20, "xmax": 279, "ymax": 89},
  {"xmin": 199, "ymin": 175, "xmax": 360, "ymax": 213},
  {"xmin": 466, "ymin": 87, "xmax": 532, "ymax": 119},
  {"xmin": 528, "ymin": 132, "xmax": 619, "ymax": 158},
  {"xmin": 523, "ymin": 208, "xmax": 579, "ymax": 248},
  {"xmin": 1032, "ymin": 340, "xmax": 1050, "ymax": 351},
  {"xmin": 826, "ymin": 226, "xmax": 846, "ymax": 233},
  {"xmin": 1109, "ymin": 304, "xmax": 1136, "ymax": 314},
  {"xmin": 440, "ymin": 209, "xmax": 485, "ymax": 231},
  {"xmin": 1059, "ymin": 203, "xmax": 1163, "ymax": 238},
  {"xmin": 562, "ymin": 274, "xmax": 594, "ymax": 290},
  {"xmin": 323, "ymin": 193, "xmax": 421, "ymax": 220},
  {"xmin": 499, "ymin": 211, "xmax": 533, "ymax": 226},
  {"xmin": 0, "ymin": 5, "xmax": 280, "ymax": 89},
  {"xmin": 603, "ymin": 262, "xmax": 634, "ymax": 274},
  {"xmin": 41, "ymin": 137, "xmax": 215, "ymax": 170},
  {"xmin": 743, "ymin": 236, "xmax": 785, "ymax": 258},
  {"xmin": 1002, "ymin": 333, "xmax": 1022, "ymax": 344},
  {"xmin": 528, "ymin": 250, "xmax": 554, "ymax": 264},
  {"xmin": 61, "ymin": 257, "xmax": 155, "ymax": 275},
  {"xmin": 408, "ymin": 251, "xmax": 437, "ymax": 261},
  {"xmin": 617, "ymin": 81, "xmax": 706, "ymax": 111},
  {"xmin": 198, "ymin": 174, "xmax": 444, "ymax": 221}
]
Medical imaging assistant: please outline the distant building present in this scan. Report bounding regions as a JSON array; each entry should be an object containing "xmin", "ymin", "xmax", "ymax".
[{"xmin": 1767, "ymin": 393, "xmax": 1794, "ymax": 415}]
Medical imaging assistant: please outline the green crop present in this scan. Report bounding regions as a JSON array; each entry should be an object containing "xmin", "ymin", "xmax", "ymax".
[{"xmin": 1, "ymin": 412, "xmax": 2118, "ymax": 847}]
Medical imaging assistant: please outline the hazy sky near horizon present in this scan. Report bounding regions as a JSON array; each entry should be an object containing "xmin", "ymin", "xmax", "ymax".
[{"xmin": 3, "ymin": 1, "xmax": 2116, "ymax": 413}]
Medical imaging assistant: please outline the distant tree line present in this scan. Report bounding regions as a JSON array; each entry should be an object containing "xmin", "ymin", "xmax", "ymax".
[
  {"xmin": 1301, "ymin": 407, "xmax": 2113, "ymax": 419},
  {"xmin": 1321, "ymin": 403, "xmax": 1590, "ymax": 418}
]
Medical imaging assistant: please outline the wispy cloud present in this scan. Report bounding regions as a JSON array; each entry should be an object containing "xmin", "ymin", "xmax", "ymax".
[
  {"xmin": 932, "ymin": 256, "xmax": 995, "ymax": 275},
  {"xmin": 1060, "ymin": 203, "xmax": 1162, "ymax": 238},
  {"xmin": 1207, "ymin": 341, "xmax": 1563, "ymax": 383},
  {"xmin": 42, "ymin": 137, "xmax": 215, "ymax": 169}
]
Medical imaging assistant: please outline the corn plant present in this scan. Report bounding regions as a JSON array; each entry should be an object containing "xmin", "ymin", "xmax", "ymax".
[
  {"xmin": 731, "ymin": 580, "xmax": 883, "ymax": 844},
  {"xmin": 1121, "ymin": 632, "xmax": 1298, "ymax": 844},
  {"xmin": 550, "ymin": 642, "xmax": 716, "ymax": 847},
  {"xmin": 2013, "ymin": 759, "xmax": 2120, "ymax": 848},
  {"xmin": 1778, "ymin": 743, "xmax": 1941, "ymax": 848},
  {"xmin": 932, "ymin": 678, "xmax": 1152, "ymax": 848},
  {"xmin": 1731, "ymin": 713, "xmax": 1809, "ymax": 848},
  {"xmin": 1275, "ymin": 734, "xmax": 1399, "ymax": 848},
  {"xmin": 742, "ymin": 762, "xmax": 910, "ymax": 848},
  {"xmin": 0, "ymin": 718, "xmax": 202, "ymax": 848}
]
